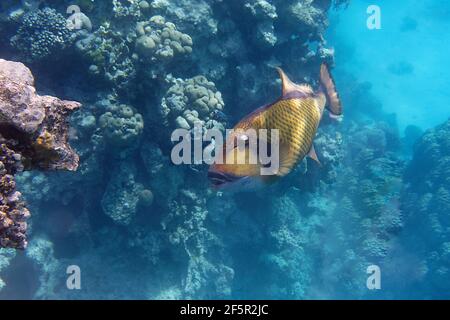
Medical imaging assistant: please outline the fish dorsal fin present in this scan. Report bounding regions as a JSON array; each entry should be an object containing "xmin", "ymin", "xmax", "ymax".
[{"xmin": 276, "ymin": 67, "xmax": 313, "ymax": 97}]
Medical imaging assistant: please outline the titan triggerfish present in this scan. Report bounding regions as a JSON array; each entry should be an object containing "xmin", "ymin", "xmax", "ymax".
[{"xmin": 208, "ymin": 63, "xmax": 342, "ymax": 190}]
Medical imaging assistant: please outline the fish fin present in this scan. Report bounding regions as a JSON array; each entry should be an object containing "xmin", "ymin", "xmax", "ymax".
[
  {"xmin": 277, "ymin": 144, "xmax": 321, "ymax": 177},
  {"xmin": 307, "ymin": 144, "xmax": 322, "ymax": 166},
  {"xmin": 320, "ymin": 63, "xmax": 342, "ymax": 115},
  {"xmin": 328, "ymin": 112, "xmax": 343, "ymax": 122},
  {"xmin": 277, "ymin": 142, "xmax": 300, "ymax": 176},
  {"xmin": 276, "ymin": 67, "xmax": 313, "ymax": 97}
]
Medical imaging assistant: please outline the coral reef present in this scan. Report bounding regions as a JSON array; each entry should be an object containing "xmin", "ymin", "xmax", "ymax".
[
  {"xmin": 148, "ymin": 0, "xmax": 218, "ymax": 40},
  {"xmin": 76, "ymin": 12, "xmax": 194, "ymax": 92},
  {"xmin": 159, "ymin": 75, "xmax": 225, "ymax": 131},
  {"xmin": 0, "ymin": 146, "xmax": 29, "ymax": 249},
  {"xmin": 165, "ymin": 188, "xmax": 234, "ymax": 299},
  {"xmin": 217, "ymin": 119, "xmax": 405, "ymax": 299},
  {"xmin": 282, "ymin": 0, "xmax": 329, "ymax": 39},
  {"xmin": 10, "ymin": 8, "xmax": 74, "ymax": 62},
  {"xmin": 0, "ymin": 59, "xmax": 80, "ymax": 249},
  {"xmin": 112, "ymin": 0, "xmax": 143, "ymax": 20},
  {"xmin": 135, "ymin": 15, "xmax": 193, "ymax": 63},
  {"xmin": 101, "ymin": 163, "xmax": 144, "ymax": 226},
  {"xmin": 0, "ymin": 248, "xmax": 15, "ymax": 291},
  {"xmin": 99, "ymin": 101, "xmax": 144, "ymax": 148},
  {"xmin": 4, "ymin": 0, "xmax": 441, "ymax": 301},
  {"xmin": 243, "ymin": 0, "xmax": 278, "ymax": 49},
  {"xmin": 400, "ymin": 119, "xmax": 450, "ymax": 298},
  {"xmin": 76, "ymin": 24, "xmax": 137, "ymax": 90}
]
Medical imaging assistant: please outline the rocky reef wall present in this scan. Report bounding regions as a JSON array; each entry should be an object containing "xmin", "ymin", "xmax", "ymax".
[{"xmin": 0, "ymin": 59, "xmax": 80, "ymax": 250}]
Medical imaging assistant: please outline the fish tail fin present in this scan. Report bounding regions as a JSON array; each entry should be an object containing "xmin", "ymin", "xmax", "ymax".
[{"xmin": 320, "ymin": 63, "xmax": 342, "ymax": 115}]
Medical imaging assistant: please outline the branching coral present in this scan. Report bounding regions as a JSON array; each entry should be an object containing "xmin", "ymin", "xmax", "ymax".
[
  {"xmin": 165, "ymin": 189, "xmax": 234, "ymax": 299},
  {"xmin": 76, "ymin": 23, "xmax": 137, "ymax": 90},
  {"xmin": 11, "ymin": 8, "xmax": 75, "ymax": 62},
  {"xmin": 112, "ymin": 0, "xmax": 143, "ymax": 19}
]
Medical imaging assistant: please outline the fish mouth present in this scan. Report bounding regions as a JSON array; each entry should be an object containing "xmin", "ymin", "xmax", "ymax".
[{"xmin": 208, "ymin": 170, "xmax": 241, "ymax": 187}]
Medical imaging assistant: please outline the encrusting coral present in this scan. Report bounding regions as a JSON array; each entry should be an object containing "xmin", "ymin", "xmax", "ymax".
[{"xmin": 0, "ymin": 59, "xmax": 80, "ymax": 249}]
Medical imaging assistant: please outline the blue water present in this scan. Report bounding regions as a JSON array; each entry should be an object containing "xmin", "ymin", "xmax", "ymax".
[
  {"xmin": 329, "ymin": 0, "xmax": 450, "ymax": 132},
  {"xmin": 0, "ymin": 0, "xmax": 450, "ymax": 300}
]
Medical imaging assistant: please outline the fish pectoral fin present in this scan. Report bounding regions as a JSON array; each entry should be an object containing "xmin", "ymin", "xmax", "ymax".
[
  {"xmin": 277, "ymin": 142, "xmax": 300, "ymax": 176},
  {"xmin": 307, "ymin": 144, "xmax": 322, "ymax": 166},
  {"xmin": 277, "ymin": 144, "xmax": 321, "ymax": 177}
]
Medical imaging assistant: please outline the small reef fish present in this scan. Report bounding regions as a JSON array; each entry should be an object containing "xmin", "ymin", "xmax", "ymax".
[{"xmin": 208, "ymin": 63, "xmax": 342, "ymax": 190}]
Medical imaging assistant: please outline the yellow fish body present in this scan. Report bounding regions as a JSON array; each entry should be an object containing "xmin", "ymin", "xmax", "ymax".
[{"xmin": 208, "ymin": 64, "xmax": 342, "ymax": 189}]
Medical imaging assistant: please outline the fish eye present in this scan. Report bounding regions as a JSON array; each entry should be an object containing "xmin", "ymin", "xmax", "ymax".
[{"xmin": 240, "ymin": 134, "xmax": 249, "ymax": 141}]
